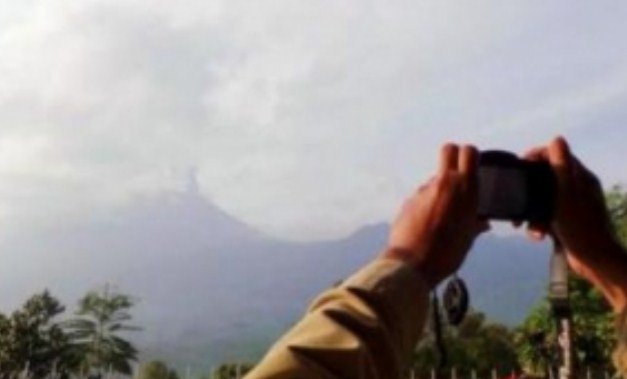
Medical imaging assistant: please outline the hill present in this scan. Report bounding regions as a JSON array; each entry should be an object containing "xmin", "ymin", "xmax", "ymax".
[{"xmin": 0, "ymin": 185, "xmax": 551, "ymax": 370}]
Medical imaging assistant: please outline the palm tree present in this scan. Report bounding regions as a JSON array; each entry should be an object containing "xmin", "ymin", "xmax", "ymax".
[{"xmin": 64, "ymin": 285, "xmax": 141, "ymax": 378}]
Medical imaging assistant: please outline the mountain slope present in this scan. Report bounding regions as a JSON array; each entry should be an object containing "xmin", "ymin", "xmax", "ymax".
[{"xmin": 0, "ymin": 188, "xmax": 551, "ymax": 370}]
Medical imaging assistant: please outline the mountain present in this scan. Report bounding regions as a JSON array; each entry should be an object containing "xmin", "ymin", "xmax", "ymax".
[{"xmin": 0, "ymin": 185, "xmax": 552, "ymax": 371}]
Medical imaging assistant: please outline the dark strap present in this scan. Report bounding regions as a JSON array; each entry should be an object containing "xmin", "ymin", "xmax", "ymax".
[{"xmin": 431, "ymin": 291, "xmax": 448, "ymax": 370}]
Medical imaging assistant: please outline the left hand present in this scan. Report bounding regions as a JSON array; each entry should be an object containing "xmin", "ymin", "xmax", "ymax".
[
  {"xmin": 384, "ymin": 144, "xmax": 490, "ymax": 288},
  {"xmin": 519, "ymin": 137, "xmax": 627, "ymax": 311}
]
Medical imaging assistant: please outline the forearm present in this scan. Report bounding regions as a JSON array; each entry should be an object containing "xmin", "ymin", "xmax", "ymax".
[
  {"xmin": 245, "ymin": 257, "xmax": 431, "ymax": 379},
  {"xmin": 585, "ymin": 240, "xmax": 627, "ymax": 313}
]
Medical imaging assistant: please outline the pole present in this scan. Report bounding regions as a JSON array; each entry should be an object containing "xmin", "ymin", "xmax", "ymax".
[{"xmin": 549, "ymin": 241, "xmax": 575, "ymax": 379}]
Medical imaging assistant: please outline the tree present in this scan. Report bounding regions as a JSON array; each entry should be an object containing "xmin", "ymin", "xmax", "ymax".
[
  {"xmin": 516, "ymin": 187, "xmax": 627, "ymax": 376},
  {"xmin": 607, "ymin": 185, "xmax": 627, "ymax": 242},
  {"xmin": 137, "ymin": 360, "xmax": 180, "ymax": 379},
  {"xmin": 515, "ymin": 277, "xmax": 616, "ymax": 376},
  {"xmin": 413, "ymin": 310, "xmax": 519, "ymax": 378},
  {"xmin": 0, "ymin": 291, "xmax": 76, "ymax": 378},
  {"xmin": 64, "ymin": 285, "xmax": 140, "ymax": 377},
  {"xmin": 211, "ymin": 363, "xmax": 254, "ymax": 379}
]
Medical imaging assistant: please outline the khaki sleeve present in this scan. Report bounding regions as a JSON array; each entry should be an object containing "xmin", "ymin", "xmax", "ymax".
[
  {"xmin": 244, "ymin": 257, "xmax": 431, "ymax": 379},
  {"xmin": 614, "ymin": 307, "xmax": 627, "ymax": 378}
]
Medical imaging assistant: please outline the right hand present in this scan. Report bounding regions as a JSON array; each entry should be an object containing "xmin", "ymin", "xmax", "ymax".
[
  {"xmin": 385, "ymin": 144, "xmax": 489, "ymax": 288},
  {"xmin": 523, "ymin": 137, "xmax": 627, "ymax": 311}
]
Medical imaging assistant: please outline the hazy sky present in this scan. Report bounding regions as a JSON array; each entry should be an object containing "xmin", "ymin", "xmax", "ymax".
[{"xmin": 1, "ymin": 1, "xmax": 626, "ymax": 240}]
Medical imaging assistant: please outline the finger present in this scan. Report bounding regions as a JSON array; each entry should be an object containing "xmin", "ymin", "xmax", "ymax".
[
  {"xmin": 512, "ymin": 220, "xmax": 523, "ymax": 229},
  {"xmin": 439, "ymin": 143, "xmax": 460, "ymax": 173},
  {"xmin": 459, "ymin": 145, "xmax": 479, "ymax": 179},
  {"xmin": 526, "ymin": 221, "xmax": 548, "ymax": 241},
  {"xmin": 522, "ymin": 146, "xmax": 548, "ymax": 161},
  {"xmin": 527, "ymin": 229, "xmax": 546, "ymax": 241},
  {"xmin": 547, "ymin": 136, "xmax": 572, "ymax": 183},
  {"xmin": 477, "ymin": 219, "xmax": 491, "ymax": 234}
]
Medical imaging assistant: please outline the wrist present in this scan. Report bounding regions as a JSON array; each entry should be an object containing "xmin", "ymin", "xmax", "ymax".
[
  {"xmin": 586, "ymin": 241, "xmax": 627, "ymax": 312},
  {"xmin": 381, "ymin": 247, "xmax": 439, "ymax": 288}
]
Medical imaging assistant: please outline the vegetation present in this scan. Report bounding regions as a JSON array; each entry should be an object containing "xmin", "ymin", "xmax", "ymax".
[
  {"xmin": 515, "ymin": 187, "xmax": 627, "ymax": 377},
  {"xmin": 608, "ymin": 185, "xmax": 627, "ymax": 242},
  {"xmin": 0, "ymin": 291, "xmax": 75, "ymax": 378},
  {"xmin": 0, "ymin": 189, "xmax": 625, "ymax": 377},
  {"xmin": 210, "ymin": 363, "xmax": 254, "ymax": 379},
  {"xmin": 137, "ymin": 360, "xmax": 180, "ymax": 379},
  {"xmin": 515, "ymin": 276, "xmax": 616, "ymax": 377},
  {"xmin": 64, "ymin": 286, "xmax": 140, "ymax": 377},
  {"xmin": 412, "ymin": 310, "xmax": 519, "ymax": 377},
  {"xmin": 0, "ymin": 286, "xmax": 139, "ymax": 378},
  {"xmin": 411, "ymin": 188, "xmax": 627, "ymax": 378}
]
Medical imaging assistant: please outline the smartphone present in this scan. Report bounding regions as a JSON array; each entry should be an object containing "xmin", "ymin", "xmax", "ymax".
[{"xmin": 477, "ymin": 150, "xmax": 556, "ymax": 223}]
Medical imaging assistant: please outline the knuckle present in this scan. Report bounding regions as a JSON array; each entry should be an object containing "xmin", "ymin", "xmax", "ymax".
[
  {"xmin": 434, "ymin": 172, "xmax": 462, "ymax": 193},
  {"xmin": 435, "ymin": 174, "xmax": 449, "ymax": 189},
  {"xmin": 461, "ymin": 144, "xmax": 477, "ymax": 155}
]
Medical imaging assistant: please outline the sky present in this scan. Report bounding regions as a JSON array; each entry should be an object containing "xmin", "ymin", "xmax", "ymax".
[{"xmin": 0, "ymin": 1, "xmax": 627, "ymax": 241}]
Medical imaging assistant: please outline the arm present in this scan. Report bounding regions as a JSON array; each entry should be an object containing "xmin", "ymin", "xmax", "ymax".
[
  {"xmin": 244, "ymin": 257, "xmax": 430, "ymax": 379},
  {"xmin": 523, "ymin": 138, "xmax": 627, "ymax": 377},
  {"xmin": 245, "ymin": 144, "xmax": 488, "ymax": 379}
]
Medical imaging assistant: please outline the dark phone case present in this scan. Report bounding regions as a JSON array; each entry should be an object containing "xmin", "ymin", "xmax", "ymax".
[{"xmin": 478, "ymin": 150, "xmax": 556, "ymax": 223}]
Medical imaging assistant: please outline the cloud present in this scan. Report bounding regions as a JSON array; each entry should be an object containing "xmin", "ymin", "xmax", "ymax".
[{"xmin": 0, "ymin": 1, "xmax": 626, "ymax": 240}]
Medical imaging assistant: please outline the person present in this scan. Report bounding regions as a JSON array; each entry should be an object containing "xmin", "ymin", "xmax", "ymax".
[{"xmin": 244, "ymin": 137, "xmax": 627, "ymax": 379}]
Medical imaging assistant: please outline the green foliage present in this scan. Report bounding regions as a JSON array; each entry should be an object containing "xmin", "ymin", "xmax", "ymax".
[
  {"xmin": 210, "ymin": 363, "xmax": 254, "ymax": 379},
  {"xmin": 413, "ymin": 310, "xmax": 519, "ymax": 377},
  {"xmin": 0, "ymin": 286, "xmax": 142, "ymax": 378},
  {"xmin": 514, "ymin": 302, "xmax": 552, "ymax": 376},
  {"xmin": 0, "ymin": 290, "xmax": 77, "ymax": 378},
  {"xmin": 64, "ymin": 285, "xmax": 140, "ymax": 377},
  {"xmin": 137, "ymin": 360, "xmax": 180, "ymax": 379},
  {"xmin": 607, "ymin": 185, "xmax": 627, "ymax": 243},
  {"xmin": 516, "ymin": 187, "xmax": 627, "ymax": 376},
  {"xmin": 515, "ymin": 277, "xmax": 616, "ymax": 376}
]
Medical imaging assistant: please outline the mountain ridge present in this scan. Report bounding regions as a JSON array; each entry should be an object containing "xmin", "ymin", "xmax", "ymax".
[{"xmin": 0, "ymin": 186, "xmax": 551, "ymax": 369}]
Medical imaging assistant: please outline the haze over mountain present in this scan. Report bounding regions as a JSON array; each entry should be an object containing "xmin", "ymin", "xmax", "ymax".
[{"xmin": 0, "ymin": 179, "xmax": 551, "ymax": 370}]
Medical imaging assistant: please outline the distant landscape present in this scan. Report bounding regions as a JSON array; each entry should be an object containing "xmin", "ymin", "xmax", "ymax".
[{"xmin": 0, "ymin": 179, "xmax": 552, "ymax": 370}]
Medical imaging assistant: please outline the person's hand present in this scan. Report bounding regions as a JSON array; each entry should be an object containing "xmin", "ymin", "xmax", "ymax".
[
  {"xmin": 522, "ymin": 137, "xmax": 627, "ymax": 311},
  {"xmin": 384, "ymin": 144, "xmax": 490, "ymax": 288}
]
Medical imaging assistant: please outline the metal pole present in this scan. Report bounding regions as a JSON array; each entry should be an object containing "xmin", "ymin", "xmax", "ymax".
[{"xmin": 549, "ymin": 241, "xmax": 575, "ymax": 379}]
